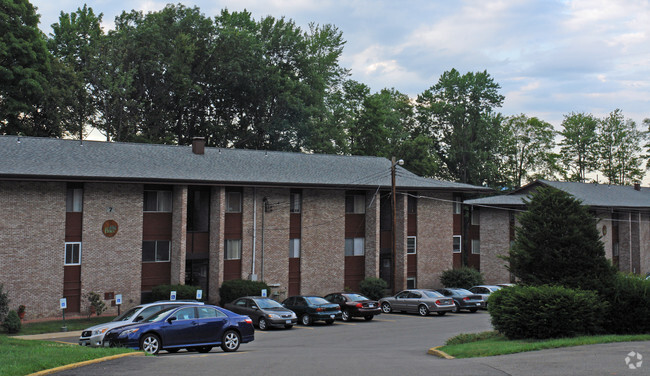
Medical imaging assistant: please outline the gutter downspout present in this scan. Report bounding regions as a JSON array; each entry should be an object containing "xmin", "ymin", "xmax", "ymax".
[{"xmin": 251, "ymin": 188, "xmax": 257, "ymax": 280}]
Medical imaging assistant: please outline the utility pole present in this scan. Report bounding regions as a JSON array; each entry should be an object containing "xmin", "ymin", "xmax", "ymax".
[{"xmin": 391, "ymin": 157, "xmax": 403, "ymax": 294}]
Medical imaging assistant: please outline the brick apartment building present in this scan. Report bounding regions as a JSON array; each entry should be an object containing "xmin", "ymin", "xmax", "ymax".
[
  {"xmin": 465, "ymin": 180, "xmax": 650, "ymax": 284},
  {"xmin": 0, "ymin": 136, "xmax": 489, "ymax": 319}
]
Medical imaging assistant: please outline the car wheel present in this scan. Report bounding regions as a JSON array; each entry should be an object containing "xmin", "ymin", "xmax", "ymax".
[
  {"xmin": 197, "ymin": 346, "xmax": 213, "ymax": 353},
  {"xmin": 381, "ymin": 302, "xmax": 392, "ymax": 313},
  {"xmin": 140, "ymin": 333, "xmax": 161, "ymax": 355},
  {"xmin": 220, "ymin": 330, "xmax": 241, "ymax": 352},
  {"xmin": 418, "ymin": 304, "xmax": 429, "ymax": 316},
  {"xmin": 325, "ymin": 319, "xmax": 334, "ymax": 325},
  {"xmin": 284, "ymin": 324, "xmax": 293, "ymax": 329},
  {"xmin": 166, "ymin": 348, "xmax": 179, "ymax": 353},
  {"xmin": 341, "ymin": 309, "xmax": 351, "ymax": 321},
  {"xmin": 437, "ymin": 311, "xmax": 446, "ymax": 316},
  {"xmin": 301, "ymin": 314, "xmax": 312, "ymax": 326},
  {"xmin": 364, "ymin": 315, "xmax": 374, "ymax": 321},
  {"xmin": 258, "ymin": 317, "xmax": 268, "ymax": 331},
  {"xmin": 469, "ymin": 308, "xmax": 478, "ymax": 313},
  {"xmin": 452, "ymin": 302, "xmax": 460, "ymax": 313}
]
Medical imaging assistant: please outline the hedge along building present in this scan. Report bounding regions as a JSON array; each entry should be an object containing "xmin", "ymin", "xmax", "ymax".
[
  {"xmin": 465, "ymin": 179, "xmax": 650, "ymax": 284},
  {"xmin": 0, "ymin": 136, "xmax": 489, "ymax": 319}
]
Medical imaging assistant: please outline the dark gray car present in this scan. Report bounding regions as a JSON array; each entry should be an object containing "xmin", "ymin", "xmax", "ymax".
[
  {"xmin": 435, "ymin": 288, "xmax": 484, "ymax": 313},
  {"xmin": 224, "ymin": 296, "xmax": 297, "ymax": 330}
]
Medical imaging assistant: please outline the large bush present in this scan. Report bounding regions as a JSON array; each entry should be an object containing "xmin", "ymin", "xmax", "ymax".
[
  {"xmin": 2, "ymin": 310, "xmax": 21, "ymax": 334},
  {"xmin": 359, "ymin": 277, "xmax": 388, "ymax": 301},
  {"xmin": 0, "ymin": 284, "xmax": 8, "ymax": 323},
  {"xmin": 151, "ymin": 284, "xmax": 202, "ymax": 302},
  {"xmin": 219, "ymin": 280, "xmax": 270, "ymax": 305},
  {"xmin": 489, "ymin": 285, "xmax": 606, "ymax": 339},
  {"xmin": 598, "ymin": 274, "xmax": 650, "ymax": 334},
  {"xmin": 506, "ymin": 187, "xmax": 616, "ymax": 291},
  {"xmin": 440, "ymin": 267, "xmax": 483, "ymax": 289}
]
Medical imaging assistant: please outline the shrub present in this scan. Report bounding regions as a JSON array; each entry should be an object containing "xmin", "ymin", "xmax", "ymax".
[
  {"xmin": 488, "ymin": 285, "xmax": 606, "ymax": 339},
  {"xmin": 219, "ymin": 280, "xmax": 270, "ymax": 305},
  {"xmin": 2, "ymin": 310, "xmax": 21, "ymax": 334},
  {"xmin": 440, "ymin": 267, "xmax": 483, "ymax": 289},
  {"xmin": 0, "ymin": 284, "xmax": 8, "ymax": 323},
  {"xmin": 84, "ymin": 292, "xmax": 107, "ymax": 317},
  {"xmin": 151, "ymin": 284, "xmax": 202, "ymax": 302},
  {"xmin": 598, "ymin": 273, "xmax": 650, "ymax": 334},
  {"xmin": 359, "ymin": 277, "xmax": 388, "ymax": 301}
]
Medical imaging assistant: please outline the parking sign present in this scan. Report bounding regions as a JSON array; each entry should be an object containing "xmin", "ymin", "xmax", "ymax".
[
  {"xmin": 170, "ymin": 291, "xmax": 177, "ymax": 301},
  {"xmin": 261, "ymin": 289, "xmax": 267, "ymax": 297},
  {"xmin": 196, "ymin": 290, "xmax": 202, "ymax": 300},
  {"xmin": 60, "ymin": 298, "xmax": 67, "ymax": 309},
  {"xmin": 115, "ymin": 294, "xmax": 122, "ymax": 305}
]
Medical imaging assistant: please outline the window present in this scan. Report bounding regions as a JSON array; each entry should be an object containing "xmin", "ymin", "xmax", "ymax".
[
  {"xmin": 613, "ymin": 242, "xmax": 619, "ymax": 256},
  {"xmin": 142, "ymin": 240, "xmax": 171, "ymax": 262},
  {"xmin": 471, "ymin": 208, "xmax": 480, "ymax": 225},
  {"xmin": 407, "ymin": 236, "xmax": 417, "ymax": 254},
  {"xmin": 453, "ymin": 197, "xmax": 462, "ymax": 215},
  {"xmin": 64, "ymin": 242, "xmax": 81, "ymax": 265},
  {"xmin": 174, "ymin": 307, "xmax": 196, "ymax": 320},
  {"xmin": 66, "ymin": 188, "xmax": 83, "ymax": 212},
  {"xmin": 198, "ymin": 307, "xmax": 223, "ymax": 318},
  {"xmin": 290, "ymin": 192, "xmax": 301, "ymax": 213},
  {"xmin": 407, "ymin": 277, "xmax": 416, "ymax": 289},
  {"xmin": 345, "ymin": 194, "xmax": 365, "ymax": 214},
  {"xmin": 144, "ymin": 190, "xmax": 172, "ymax": 212},
  {"xmin": 453, "ymin": 236, "xmax": 461, "ymax": 253},
  {"xmin": 226, "ymin": 191, "xmax": 242, "ymax": 213},
  {"xmin": 345, "ymin": 238, "xmax": 365, "ymax": 256},
  {"xmin": 225, "ymin": 239, "xmax": 242, "ymax": 260},
  {"xmin": 289, "ymin": 238, "xmax": 300, "ymax": 258},
  {"xmin": 471, "ymin": 239, "xmax": 480, "ymax": 254}
]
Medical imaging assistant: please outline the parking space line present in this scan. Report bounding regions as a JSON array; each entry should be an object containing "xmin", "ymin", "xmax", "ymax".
[
  {"xmin": 338, "ymin": 322, "xmax": 357, "ymax": 326},
  {"xmin": 292, "ymin": 326, "xmax": 314, "ymax": 330},
  {"xmin": 373, "ymin": 319, "xmax": 396, "ymax": 322}
]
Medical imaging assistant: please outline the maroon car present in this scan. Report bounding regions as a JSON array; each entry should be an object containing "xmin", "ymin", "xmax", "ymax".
[{"xmin": 323, "ymin": 292, "xmax": 381, "ymax": 321}]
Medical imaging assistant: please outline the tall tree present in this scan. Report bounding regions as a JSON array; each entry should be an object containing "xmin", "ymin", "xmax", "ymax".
[
  {"xmin": 558, "ymin": 112, "xmax": 599, "ymax": 182},
  {"xmin": 415, "ymin": 69, "xmax": 506, "ymax": 186},
  {"xmin": 502, "ymin": 114, "xmax": 557, "ymax": 188},
  {"xmin": 0, "ymin": 0, "xmax": 51, "ymax": 135},
  {"xmin": 597, "ymin": 109, "xmax": 645, "ymax": 184}
]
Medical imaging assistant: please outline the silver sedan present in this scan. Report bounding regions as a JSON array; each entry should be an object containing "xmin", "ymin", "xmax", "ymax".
[{"xmin": 379, "ymin": 289, "xmax": 455, "ymax": 316}]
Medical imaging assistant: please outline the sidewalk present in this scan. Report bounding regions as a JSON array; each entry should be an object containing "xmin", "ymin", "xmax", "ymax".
[{"xmin": 14, "ymin": 331, "xmax": 82, "ymax": 340}]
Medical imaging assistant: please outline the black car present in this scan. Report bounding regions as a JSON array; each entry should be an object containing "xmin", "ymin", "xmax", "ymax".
[
  {"xmin": 435, "ymin": 288, "xmax": 484, "ymax": 313},
  {"xmin": 282, "ymin": 296, "xmax": 342, "ymax": 325},
  {"xmin": 224, "ymin": 296, "xmax": 298, "ymax": 330},
  {"xmin": 323, "ymin": 292, "xmax": 381, "ymax": 321}
]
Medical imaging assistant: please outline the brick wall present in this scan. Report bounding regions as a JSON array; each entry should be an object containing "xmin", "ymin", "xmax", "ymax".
[
  {"xmin": 364, "ymin": 191, "xmax": 380, "ymax": 279},
  {"xmin": 479, "ymin": 208, "xmax": 511, "ymax": 284},
  {"xmin": 618, "ymin": 213, "xmax": 632, "ymax": 273},
  {"xmin": 0, "ymin": 182, "xmax": 66, "ymax": 319},
  {"xmin": 301, "ymin": 189, "xmax": 345, "ymax": 295},
  {"xmin": 171, "ymin": 185, "xmax": 187, "ymax": 285},
  {"xmin": 81, "ymin": 183, "xmax": 143, "ymax": 315},
  {"xmin": 208, "ymin": 187, "xmax": 225, "ymax": 304},
  {"xmin": 640, "ymin": 213, "xmax": 650, "ymax": 276},
  {"xmin": 416, "ymin": 192, "xmax": 453, "ymax": 289}
]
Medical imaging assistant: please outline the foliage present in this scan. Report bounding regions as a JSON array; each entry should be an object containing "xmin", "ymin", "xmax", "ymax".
[
  {"xmin": 440, "ymin": 267, "xmax": 484, "ymax": 289},
  {"xmin": 506, "ymin": 186, "xmax": 617, "ymax": 291},
  {"xmin": 597, "ymin": 274, "xmax": 650, "ymax": 334},
  {"xmin": 597, "ymin": 109, "xmax": 645, "ymax": 185},
  {"xmin": 488, "ymin": 285, "xmax": 606, "ymax": 339},
  {"xmin": 558, "ymin": 112, "xmax": 599, "ymax": 182},
  {"xmin": 17, "ymin": 305, "xmax": 25, "ymax": 315},
  {"xmin": 219, "ymin": 279, "xmax": 270, "ymax": 305},
  {"xmin": 359, "ymin": 277, "xmax": 388, "ymax": 301},
  {"xmin": 150, "ymin": 284, "xmax": 202, "ymax": 302},
  {"xmin": 445, "ymin": 331, "xmax": 501, "ymax": 345},
  {"xmin": 83, "ymin": 292, "xmax": 106, "ymax": 317},
  {"xmin": 0, "ymin": 284, "xmax": 8, "ymax": 323},
  {"xmin": 2, "ymin": 310, "xmax": 21, "ymax": 333}
]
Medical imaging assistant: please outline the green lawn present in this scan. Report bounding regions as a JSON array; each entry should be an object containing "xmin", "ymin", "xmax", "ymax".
[
  {"xmin": 440, "ymin": 331, "xmax": 650, "ymax": 358},
  {"xmin": 0, "ymin": 335, "xmax": 136, "ymax": 376}
]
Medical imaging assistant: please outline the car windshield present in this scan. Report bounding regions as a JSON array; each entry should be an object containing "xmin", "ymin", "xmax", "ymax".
[
  {"xmin": 142, "ymin": 307, "xmax": 177, "ymax": 323},
  {"xmin": 345, "ymin": 293, "xmax": 370, "ymax": 302},
  {"xmin": 423, "ymin": 291, "xmax": 444, "ymax": 298},
  {"xmin": 254, "ymin": 298, "xmax": 284, "ymax": 309},
  {"xmin": 451, "ymin": 288, "xmax": 473, "ymax": 295},
  {"xmin": 488, "ymin": 286, "xmax": 502, "ymax": 292},
  {"xmin": 305, "ymin": 297, "xmax": 329, "ymax": 305},
  {"xmin": 112, "ymin": 306, "xmax": 141, "ymax": 322}
]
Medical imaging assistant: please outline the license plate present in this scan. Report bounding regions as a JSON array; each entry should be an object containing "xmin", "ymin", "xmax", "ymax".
[
  {"xmin": 286, "ymin": 320, "xmax": 292, "ymax": 324},
  {"xmin": 368, "ymin": 304, "xmax": 374, "ymax": 308},
  {"xmin": 330, "ymin": 314, "xmax": 335, "ymax": 318}
]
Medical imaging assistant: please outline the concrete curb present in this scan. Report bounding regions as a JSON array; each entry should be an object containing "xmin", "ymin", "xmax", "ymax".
[
  {"xmin": 27, "ymin": 352, "xmax": 144, "ymax": 376},
  {"xmin": 427, "ymin": 346, "xmax": 455, "ymax": 359},
  {"xmin": 15, "ymin": 331, "xmax": 83, "ymax": 340}
]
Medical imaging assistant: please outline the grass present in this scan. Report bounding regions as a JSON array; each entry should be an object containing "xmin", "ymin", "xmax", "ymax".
[
  {"xmin": 0, "ymin": 335, "xmax": 135, "ymax": 376},
  {"xmin": 440, "ymin": 331, "xmax": 650, "ymax": 358},
  {"xmin": 1, "ymin": 316, "xmax": 116, "ymax": 335}
]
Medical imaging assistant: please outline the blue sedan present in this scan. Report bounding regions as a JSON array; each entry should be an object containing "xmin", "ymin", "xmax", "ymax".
[{"xmin": 102, "ymin": 304, "xmax": 254, "ymax": 354}]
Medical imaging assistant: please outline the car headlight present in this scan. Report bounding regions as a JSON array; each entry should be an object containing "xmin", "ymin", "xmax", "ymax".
[
  {"xmin": 119, "ymin": 328, "xmax": 139, "ymax": 337},
  {"xmin": 267, "ymin": 314, "xmax": 281, "ymax": 319},
  {"xmin": 92, "ymin": 327, "xmax": 108, "ymax": 336}
]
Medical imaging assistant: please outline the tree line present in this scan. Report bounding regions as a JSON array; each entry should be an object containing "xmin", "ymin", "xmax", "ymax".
[{"xmin": 1, "ymin": 1, "xmax": 648, "ymax": 189}]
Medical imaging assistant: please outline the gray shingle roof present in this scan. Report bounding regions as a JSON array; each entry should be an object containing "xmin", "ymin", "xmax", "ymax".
[
  {"xmin": 0, "ymin": 136, "xmax": 489, "ymax": 192},
  {"xmin": 465, "ymin": 179, "xmax": 650, "ymax": 209}
]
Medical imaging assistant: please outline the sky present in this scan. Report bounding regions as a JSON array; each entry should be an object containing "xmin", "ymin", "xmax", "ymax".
[{"xmin": 30, "ymin": 0, "xmax": 650, "ymax": 132}]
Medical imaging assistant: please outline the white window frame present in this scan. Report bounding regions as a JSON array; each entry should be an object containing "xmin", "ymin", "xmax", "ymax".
[
  {"xmin": 407, "ymin": 277, "xmax": 416, "ymax": 289},
  {"xmin": 345, "ymin": 237, "xmax": 365, "ymax": 256},
  {"xmin": 453, "ymin": 235, "xmax": 462, "ymax": 253},
  {"xmin": 225, "ymin": 239, "xmax": 242, "ymax": 260},
  {"xmin": 64, "ymin": 242, "xmax": 81, "ymax": 265},
  {"xmin": 144, "ymin": 190, "xmax": 172, "ymax": 212},
  {"xmin": 289, "ymin": 238, "xmax": 301, "ymax": 258},
  {"xmin": 346, "ymin": 194, "xmax": 366, "ymax": 214},
  {"xmin": 453, "ymin": 198, "xmax": 461, "ymax": 215},
  {"xmin": 290, "ymin": 193, "xmax": 301, "ymax": 213},
  {"xmin": 142, "ymin": 240, "xmax": 171, "ymax": 262},
  {"xmin": 471, "ymin": 208, "xmax": 480, "ymax": 225},
  {"xmin": 66, "ymin": 188, "xmax": 83, "ymax": 212},
  {"xmin": 407, "ymin": 236, "xmax": 417, "ymax": 254},
  {"xmin": 226, "ymin": 192, "xmax": 242, "ymax": 213},
  {"xmin": 471, "ymin": 239, "xmax": 481, "ymax": 255}
]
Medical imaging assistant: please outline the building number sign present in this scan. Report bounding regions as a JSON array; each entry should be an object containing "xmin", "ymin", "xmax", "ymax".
[{"xmin": 102, "ymin": 220, "xmax": 119, "ymax": 237}]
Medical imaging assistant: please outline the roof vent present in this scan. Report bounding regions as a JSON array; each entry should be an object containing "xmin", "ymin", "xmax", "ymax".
[
  {"xmin": 634, "ymin": 182, "xmax": 641, "ymax": 191},
  {"xmin": 192, "ymin": 137, "xmax": 205, "ymax": 155}
]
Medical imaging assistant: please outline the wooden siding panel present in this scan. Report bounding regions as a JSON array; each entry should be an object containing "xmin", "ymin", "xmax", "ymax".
[
  {"xmin": 143, "ymin": 213, "xmax": 172, "ymax": 240},
  {"xmin": 344, "ymin": 256, "xmax": 365, "ymax": 292},
  {"xmin": 65, "ymin": 212, "xmax": 82, "ymax": 242},
  {"xmin": 407, "ymin": 213, "xmax": 417, "ymax": 236},
  {"xmin": 223, "ymin": 259, "xmax": 242, "ymax": 281},
  {"xmin": 141, "ymin": 262, "xmax": 171, "ymax": 292},
  {"xmin": 345, "ymin": 214, "xmax": 365, "ymax": 238},
  {"xmin": 63, "ymin": 266, "xmax": 81, "ymax": 313},
  {"xmin": 288, "ymin": 258, "xmax": 301, "ymax": 296},
  {"xmin": 407, "ymin": 254, "xmax": 417, "ymax": 276},
  {"xmin": 224, "ymin": 213, "xmax": 242, "ymax": 239},
  {"xmin": 290, "ymin": 213, "xmax": 301, "ymax": 238}
]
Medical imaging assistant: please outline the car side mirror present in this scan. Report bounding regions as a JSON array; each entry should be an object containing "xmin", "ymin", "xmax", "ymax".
[
  {"xmin": 167, "ymin": 316, "xmax": 177, "ymax": 324},
  {"xmin": 252, "ymin": 306, "xmax": 259, "ymax": 310},
  {"xmin": 134, "ymin": 315, "xmax": 144, "ymax": 322}
]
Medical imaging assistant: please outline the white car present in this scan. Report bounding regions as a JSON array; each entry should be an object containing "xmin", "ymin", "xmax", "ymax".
[{"xmin": 79, "ymin": 300, "xmax": 203, "ymax": 347}]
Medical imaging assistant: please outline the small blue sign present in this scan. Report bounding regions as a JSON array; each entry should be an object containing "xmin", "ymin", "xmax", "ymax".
[
  {"xmin": 60, "ymin": 298, "xmax": 67, "ymax": 309},
  {"xmin": 261, "ymin": 289, "xmax": 267, "ymax": 298},
  {"xmin": 115, "ymin": 294, "xmax": 122, "ymax": 305},
  {"xmin": 170, "ymin": 291, "xmax": 177, "ymax": 301},
  {"xmin": 196, "ymin": 290, "xmax": 203, "ymax": 300}
]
